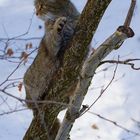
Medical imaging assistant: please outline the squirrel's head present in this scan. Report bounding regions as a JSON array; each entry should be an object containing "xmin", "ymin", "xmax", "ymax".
[{"xmin": 34, "ymin": 0, "xmax": 70, "ymax": 21}]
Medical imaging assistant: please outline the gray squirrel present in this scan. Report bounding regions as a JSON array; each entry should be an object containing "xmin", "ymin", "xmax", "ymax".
[{"xmin": 24, "ymin": 0, "xmax": 80, "ymax": 110}]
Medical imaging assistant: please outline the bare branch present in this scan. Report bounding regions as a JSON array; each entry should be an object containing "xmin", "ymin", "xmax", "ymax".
[
  {"xmin": 81, "ymin": 61, "xmax": 118, "ymax": 117},
  {"xmin": 4, "ymin": 12, "xmax": 34, "ymax": 41},
  {"xmin": 124, "ymin": 0, "xmax": 136, "ymax": 27},
  {"xmin": 100, "ymin": 58, "xmax": 140, "ymax": 70},
  {"xmin": 0, "ymin": 47, "xmax": 38, "ymax": 87},
  {"xmin": 88, "ymin": 111, "xmax": 140, "ymax": 137},
  {"xmin": 0, "ymin": 89, "xmax": 72, "ymax": 108},
  {"xmin": 0, "ymin": 108, "xmax": 27, "ymax": 116},
  {"xmin": 0, "ymin": 37, "xmax": 41, "ymax": 41}
]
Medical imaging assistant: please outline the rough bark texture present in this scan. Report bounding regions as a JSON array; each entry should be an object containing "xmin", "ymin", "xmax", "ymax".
[
  {"xmin": 23, "ymin": 0, "xmax": 112, "ymax": 139},
  {"xmin": 55, "ymin": 27, "xmax": 134, "ymax": 140}
]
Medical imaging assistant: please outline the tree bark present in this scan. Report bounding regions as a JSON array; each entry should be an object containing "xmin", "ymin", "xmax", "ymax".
[{"xmin": 55, "ymin": 26, "xmax": 134, "ymax": 140}]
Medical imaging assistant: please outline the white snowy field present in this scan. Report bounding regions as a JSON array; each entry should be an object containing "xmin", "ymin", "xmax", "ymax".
[{"xmin": 0, "ymin": 0, "xmax": 140, "ymax": 140}]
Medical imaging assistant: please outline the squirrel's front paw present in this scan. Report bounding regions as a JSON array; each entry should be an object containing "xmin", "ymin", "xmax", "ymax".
[{"xmin": 54, "ymin": 17, "xmax": 67, "ymax": 34}]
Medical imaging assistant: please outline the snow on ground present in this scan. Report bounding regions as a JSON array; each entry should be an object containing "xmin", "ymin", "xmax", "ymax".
[{"xmin": 0, "ymin": 0, "xmax": 140, "ymax": 140}]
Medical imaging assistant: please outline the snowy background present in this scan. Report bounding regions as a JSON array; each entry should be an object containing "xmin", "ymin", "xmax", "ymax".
[{"xmin": 0, "ymin": 0, "xmax": 140, "ymax": 140}]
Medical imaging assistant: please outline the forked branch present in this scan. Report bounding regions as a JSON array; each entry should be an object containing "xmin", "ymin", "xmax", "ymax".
[{"xmin": 56, "ymin": 0, "xmax": 136, "ymax": 140}]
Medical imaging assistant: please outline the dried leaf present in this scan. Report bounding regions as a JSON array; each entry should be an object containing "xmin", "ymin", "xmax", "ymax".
[
  {"xmin": 18, "ymin": 82, "xmax": 23, "ymax": 92},
  {"xmin": 25, "ymin": 43, "xmax": 33, "ymax": 50},
  {"xmin": 91, "ymin": 124, "xmax": 99, "ymax": 130},
  {"xmin": 20, "ymin": 51, "xmax": 28, "ymax": 60},
  {"xmin": 20, "ymin": 51, "xmax": 28, "ymax": 64},
  {"xmin": 6, "ymin": 48, "xmax": 14, "ymax": 56}
]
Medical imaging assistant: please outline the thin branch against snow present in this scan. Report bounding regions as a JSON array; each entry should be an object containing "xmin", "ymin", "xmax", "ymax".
[
  {"xmin": 124, "ymin": 0, "xmax": 136, "ymax": 27},
  {"xmin": 0, "ymin": 89, "xmax": 74, "ymax": 108},
  {"xmin": 88, "ymin": 111, "xmax": 140, "ymax": 137},
  {"xmin": 4, "ymin": 12, "xmax": 34, "ymax": 41},
  {"xmin": 100, "ymin": 58, "xmax": 140, "ymax": 70},
  {"xmin": 0, "ymin": 11, "xmax": 41, "ymax": 114},
  {"xmin": 0, "ymin": 11, "xmax": 38, "ymax": 65},
  {"xmin": 0, "ymin": 47, "xmax": 38, "ymax": 87},
  {"xmin": 0, "ymin": 37, "xmax": 41, "ymax": 41},
  {"xmin": 81, "ymin": 61, "xmax": 119, "ymax": 117},
  {"xmin": 0, "ymin": 95, "xmax": 8, "ymax": 106},
  {"xmin": 0, "ymin": 11, "xmax": 34, "ymax": 58},
  {"xmin": 122, "ymin": 135, "xmax": 138, "ymax": 140},
  {"xmin": 0, "ymin": 108, "xmax": 27, "ymax": 116}
]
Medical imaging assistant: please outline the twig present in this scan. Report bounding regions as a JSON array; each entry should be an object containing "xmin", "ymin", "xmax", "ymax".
[
  {"xmin": 100, "ymin": 58, "xmax": 140, "ymax": 70},
  {"xmin": 0, "ymin": 37, "xmax": 41, "ymax": 41},
  {"xmin": 124, "ymin": 0, "xmax": 136, "ymax": 27},
  {"xmin": 0, "ymin": 47, "xmax": 38, "ymax": 87},
  {"xmin": 7, "ymin": 12, "xmax": 34, "ymax": 40},
  {"xmin": 0, "ymin": 108, "xmax": 27, "ymax": 116},
  {"xmin": 88, "ymin": 111, "xmax": 140, "ymax": 137},
  {"xmin": 0, "ymin": 89, "xmax": 72, "ymax": 108},
  {"xmin": 122, "ymin": 134, "xmax": 138, "ymax": 140},
  {"xmin": 0, "ymin": 95, "xmax": 8, "ymax": 106},
  {"xmin": 80, "ymin": 61, "xmax": 118, "ymax": 117}
]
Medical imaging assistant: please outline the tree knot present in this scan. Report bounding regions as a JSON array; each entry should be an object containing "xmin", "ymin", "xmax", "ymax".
[{"xmin": 117, "ymin": 26, "xmax": 134, "ymax": 38}]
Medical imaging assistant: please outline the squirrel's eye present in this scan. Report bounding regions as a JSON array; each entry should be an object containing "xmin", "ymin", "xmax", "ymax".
[{"xmin": 37, "ymin": 4, "xmax": 43, "ymax": 11}]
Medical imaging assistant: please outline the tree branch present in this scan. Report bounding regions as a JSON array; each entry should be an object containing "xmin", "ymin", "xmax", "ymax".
[
  {"xmin": 124, "ymin": 0, "xmax": 136, "ymax": 27},
  {"xmin": 56, "ymin": 27, "xmax": 134, "ymax": 140},
  {"xmin": 88, "ymin": 111, "xmax": 140, "ymax": 137},
  {"xmin": 100, "ymin": 58, "xmax": 140, "ymax": 70}
]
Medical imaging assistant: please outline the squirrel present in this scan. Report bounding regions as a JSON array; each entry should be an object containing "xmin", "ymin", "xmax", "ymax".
[
  {"xmin": 23, "ymin": 0, "xmax": 79, "ymax": 139},
  {"xmin": 24, "ymin": 0, "xmax": 79, "ymax": 110}
]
